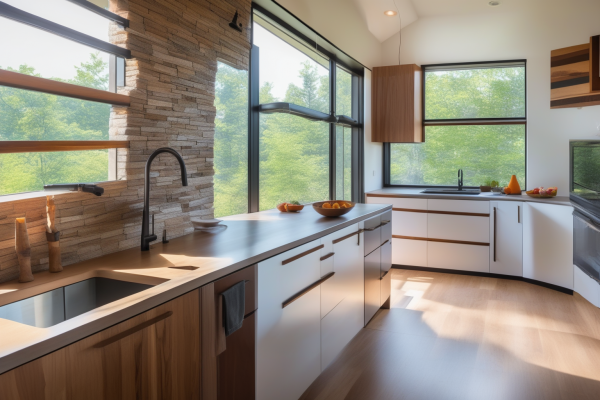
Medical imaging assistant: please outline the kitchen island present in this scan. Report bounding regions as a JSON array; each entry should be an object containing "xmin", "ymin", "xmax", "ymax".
[{"xmin": 0, "ymin": 203, "xmax": 390, "ymax": 400}]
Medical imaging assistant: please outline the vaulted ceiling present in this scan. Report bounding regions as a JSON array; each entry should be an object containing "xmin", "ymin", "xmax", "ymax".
[{"xmin": 354, "ymin": 0, "xmax": 531, "ymax": 42}]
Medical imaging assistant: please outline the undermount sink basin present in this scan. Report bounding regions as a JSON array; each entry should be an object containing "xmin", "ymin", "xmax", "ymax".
[
  {"xmin": 0, "ymin": 278, "xmax": 153, "ymax": 328},
  {"xmin": 421, "ymin": 189, "xmax": 481, "ymax": 195}
]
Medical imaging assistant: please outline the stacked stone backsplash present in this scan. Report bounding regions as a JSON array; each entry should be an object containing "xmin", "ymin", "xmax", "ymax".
[{"xmin": 0, "ymin": 0, "xmax": 251, "ymax": 283}]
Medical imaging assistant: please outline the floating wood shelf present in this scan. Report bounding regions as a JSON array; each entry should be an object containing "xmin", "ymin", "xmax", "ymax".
[
  {"xmin": 0, "ymin": 141, "xmax": 130, "ymax": 154},
  {"xmin": 550, "ymin": 35, "xmax": 600, "ymax": 109},
  {"xmin": 0, "ymin": 69, "xmax": 130, "ymax": 106}
]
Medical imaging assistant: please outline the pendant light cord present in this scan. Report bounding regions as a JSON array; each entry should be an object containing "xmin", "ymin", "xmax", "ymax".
[{"xmin": 393, "ymin": 0, "xmax": 401, "ymax": 65}]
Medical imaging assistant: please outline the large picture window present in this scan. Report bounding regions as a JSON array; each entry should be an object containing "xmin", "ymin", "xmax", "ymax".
[
  {"xmin": 388, "ymin": 61, "xmax": 526, "ymax": 188},
  {"xmin": 0, "ymin": 0, "xmax": 129, "ymax": 195},
  {"xmin": 213, "ymin": 7, "xmax": 364, "ymax": 216}
]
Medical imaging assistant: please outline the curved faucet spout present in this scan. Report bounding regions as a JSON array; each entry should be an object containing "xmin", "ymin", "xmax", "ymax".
[{"xmin": 141, "ymin": 148, "xmax": 188, "ymax": 251}]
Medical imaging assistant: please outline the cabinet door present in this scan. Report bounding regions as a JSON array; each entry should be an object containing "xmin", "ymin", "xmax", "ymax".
[
  {"xmin": 380, "ymin": 240, "xmax": 392, "ymax": 306},
  {"xmin": 364, "ymin": 247, "xmax": 381, "ymax": 324},
  {"xmin": 0, "ymin": 290, "xmax": 201, "ymax": 400},
  {"xmin": 392, "ymin": 237, "xmax": 427, "ymax": 267},
  {"xmin": 523, "ymin": 203, "xmax": 574, "ymax": 289},
  {"xmin": 428, "ymin": 242, "xmax": 489, "ymax": 273},
  {"xmin": 257, "ymin": 241, "xmax": 322, "ymax": 400},
  {"xmin": 490, "ymin": 202, "xmax": 523, "ymax": 276}
]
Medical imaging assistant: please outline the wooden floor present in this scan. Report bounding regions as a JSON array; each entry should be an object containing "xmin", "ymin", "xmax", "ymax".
[{"xmin": 301, "ymin": 269, "xmax": 600, "ymax": 400}]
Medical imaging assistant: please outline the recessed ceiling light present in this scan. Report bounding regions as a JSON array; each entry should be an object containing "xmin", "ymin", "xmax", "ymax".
[
  {"xmin": 384, "ymin": 10, "xmax": 398, "ymax": 16},
  {"xmin": 489, "ymin": 1, "xmax": 500, "ymax": 6}
]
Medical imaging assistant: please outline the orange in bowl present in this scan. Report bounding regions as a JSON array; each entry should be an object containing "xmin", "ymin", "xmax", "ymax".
[{"xmin": 313, "ymin": 200, "xmax": 356, "ymax": 217}]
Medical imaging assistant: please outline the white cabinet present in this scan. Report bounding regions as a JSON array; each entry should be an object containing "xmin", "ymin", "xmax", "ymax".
[
  {"xmin": 523, "ymin": 203, "xmax": 574, "ymax": 289},
  {"xmin": 428, "ymin": 242, "xmax": 489, "ymax": 273},
  {"xmin": 392, "ymin": 210, "xmax": 427, "ymax": 237},
  {"xmin": 428, "ymin": 199, "xmax": 489, "ymax": 214},
  {"xmin": 428, "ymin": 214, "xmax": 489, "ymax": 243},
  {"xmin": 257, "ymin": 240, "xmax": 323, "ymax": 400},
  {"xmin": 392, "ymin": 237, "xmax": 427, "ymax": 267},
  {"xmin": 490, "ymin": 201, "xmax": 523, "ymax": 277}
]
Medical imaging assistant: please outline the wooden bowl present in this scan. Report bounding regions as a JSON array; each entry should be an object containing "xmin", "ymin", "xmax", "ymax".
[
  {"xmin": 312, "ymin": 201, "xmax": 355, "ymax": 217},
  {"xmin": 526, "ymin": 190, "xmax": 557, "ymax": 199}
]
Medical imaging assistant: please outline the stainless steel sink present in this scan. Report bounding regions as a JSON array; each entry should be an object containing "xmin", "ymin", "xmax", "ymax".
[
  {"xmin": 0, "ymin": 278, "xmax": 153, "ymax": 328},
  {"xmin": 421, "ymin": 189, "xmax": 481, "ymax": 195}
]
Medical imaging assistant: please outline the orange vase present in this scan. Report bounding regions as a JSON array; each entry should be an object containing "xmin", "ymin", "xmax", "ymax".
[{"xmin": 507, "ymin": 175, "xmax": 521, "ymax": 195}]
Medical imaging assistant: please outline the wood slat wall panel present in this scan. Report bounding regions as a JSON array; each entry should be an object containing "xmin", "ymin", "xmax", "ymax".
[{"xmin": 550, "ymin": 43, "xmax": 590, "ymax": 101}]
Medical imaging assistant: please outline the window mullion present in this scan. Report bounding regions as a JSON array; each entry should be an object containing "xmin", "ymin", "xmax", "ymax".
[
  {"xmin": 329, "ymin": 59, "xmax": 337, "ymax": 201},
  {"xmin": 248, "ymin": 44, "xmax": 260, "ymax": 213}
]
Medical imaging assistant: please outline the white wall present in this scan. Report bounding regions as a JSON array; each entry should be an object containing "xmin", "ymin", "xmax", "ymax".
[
  {"xmin": 381, "ymin": 0, "xmax": 600, "ymax": 191},
  {"xmin": 276, "ymin": 0, "xmax": 382, "ymax": 69},
  {"xmin": 363, "ymin": 68, "xmax": 383, "ymax": 192}
]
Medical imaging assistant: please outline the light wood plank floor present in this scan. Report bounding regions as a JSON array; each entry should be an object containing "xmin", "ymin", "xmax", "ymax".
[{"xmin": 301, "ymin": 269, "xmax": 600, "ymax": 400}]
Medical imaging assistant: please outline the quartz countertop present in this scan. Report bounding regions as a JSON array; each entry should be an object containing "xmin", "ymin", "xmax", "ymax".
[
  {"xmin": 0, "ymin": 203, "xmax": 390, "ymax": 374},
  {"xmin": 366, "ymin": 187, "xmax": 572, "ymax": 207}
]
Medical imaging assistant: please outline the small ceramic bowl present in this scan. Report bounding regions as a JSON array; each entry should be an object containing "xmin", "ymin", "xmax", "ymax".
[
  {"xmin": 191, "ymin": 219, "xmax": 223, "ymax": 229},
  {"xmin": 312, "ymin": 201, "xmax": 355, "ymax": 217}
]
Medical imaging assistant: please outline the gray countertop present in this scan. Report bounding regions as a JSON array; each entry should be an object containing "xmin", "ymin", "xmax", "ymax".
[
  {"xmin": 366, "ymin": 187, "xmax": 572, "ymax": 207},
  {"xmin": 0, "ymin": 203, "xmax": 390, "ymax": 374}
]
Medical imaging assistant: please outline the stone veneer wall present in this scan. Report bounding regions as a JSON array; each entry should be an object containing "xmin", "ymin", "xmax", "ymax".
[{"xmin": 0, "ymin": 0, "xmax": 251, "ymax": 283}]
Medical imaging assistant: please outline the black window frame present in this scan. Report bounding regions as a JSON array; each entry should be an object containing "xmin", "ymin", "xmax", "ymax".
[
  {"xmin": 383, "ymin": 59, "xmax": 528, "ymax": 189},
  {"xmin": 247, "ymin": 5, "xmax": 365, "ymax": 213}
]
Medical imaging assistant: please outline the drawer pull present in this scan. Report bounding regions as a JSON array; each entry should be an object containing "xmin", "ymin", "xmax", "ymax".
[
  {"xmin": 332, "ymin": 229, "xmax": 363, "ymax": 244},
  {"xmin": 282, "ymin": 272, "xmax": 335, "ymax": 308},
  {"xmin": 380, "ymin": 270, "xmax": 390, "ymax": 280},
  {"xmin": 381, "ymin": 220, "xmax": 390, "ymax": 226},
  {"xmin": 363, "ymin": 225, "xmax": 380, "ymax": 232},
  {"xmin": 93, "ymin": 311, "xmax": 173, "ymax": 348},
  {"xmin": 320, "ymin": 252, "xmax": 334, "ymax": 261},
  {"xmin": 493, "ymin": 207, "xmax": 497, "ymax": 262},
  {"xmin": 382, "ymin": 239, "xmax": 389, "ymax": 246},
  {"xmin": 282, "ymin": 244, "xmax": 324, "ymax": 265}
]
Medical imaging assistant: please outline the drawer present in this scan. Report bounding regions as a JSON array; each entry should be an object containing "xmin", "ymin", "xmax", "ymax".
[
  {"xmin": 214, "ymin": 264, "xmax": 257, "ymax": 315},
  {"xmin": 428, "ymin": 214, "xmax": 490, "ymax": 243},
  {"xmin": 380, "ymin": 210, "xmax": 392, "ymax": 242},
  {"xmin": 392, "ymin": 210, "xmax": 427, "ymax": 237},
  {"xmin": 381, "ymin": 240, "xmax": 392, "ymax": 273},
  {"xmin": 392, "ymin": 238, "xmax": 427, "ymax": 267},
  {"xmin": 428, "ymin": 242, "xmax": 489, "ymax": 273},
  {"xmin": 428, "ymin": 199, "xmax": 489, "ymax": 214},
  {"xmin": 321, "ymin": 297, "xmax": 359, "ymax": 370},
  {"xmin": 364, "ymin": 214, "xmax": 381, "ymax": 255},
  {"xmin": 367, "ymin": 196, "xmax": 427, "ymax": 210}
]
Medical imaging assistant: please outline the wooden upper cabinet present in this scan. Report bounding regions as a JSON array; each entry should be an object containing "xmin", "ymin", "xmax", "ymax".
[
  {"xmin": 0, "ymin": 289, "xmax": 201, "ymax": 400},
  {"xmin": 371, "ymin": 64, "xmax": 423, "ymax": 143},
  {"xmin": 550, "ymin": 35, "xmax": 600, "ymax": 109}
]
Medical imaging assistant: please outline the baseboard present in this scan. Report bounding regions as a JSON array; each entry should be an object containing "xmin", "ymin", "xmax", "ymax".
[{"xmin": 392, "ymin": 264, "xmax": 574, "ymax": 295}]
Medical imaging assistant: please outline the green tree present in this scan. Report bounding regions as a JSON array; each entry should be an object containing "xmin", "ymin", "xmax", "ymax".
[
  {"xmin": 0, "ymin": 53, "xmax": 110, "ymax": 195},
  {"xmin": 391, "ymin": 67, "xmax": 526, "ymax": 188}
]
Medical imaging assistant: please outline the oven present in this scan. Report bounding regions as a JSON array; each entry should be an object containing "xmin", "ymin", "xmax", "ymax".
[{"xmin": 570, "ymin": 140, "xmax": 600, "ymax": 284}]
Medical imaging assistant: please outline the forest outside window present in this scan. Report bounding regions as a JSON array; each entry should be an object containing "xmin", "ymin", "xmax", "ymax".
[
  {"xmin": 389, "ymin": 61, "xmax": 526, "ymax": 188},
  {"xmin": 0, "ymin": 0, "xmax": 129, "ymax": 195}
]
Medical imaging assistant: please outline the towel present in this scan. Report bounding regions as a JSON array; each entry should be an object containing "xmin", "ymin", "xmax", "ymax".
[{"xmin": 221, "ymin": 281, "xmax": 245, "ymax": 336}]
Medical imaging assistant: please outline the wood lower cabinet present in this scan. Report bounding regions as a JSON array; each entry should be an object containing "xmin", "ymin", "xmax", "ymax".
[{"xmin": 0, "ymin": 289, "xmax": 201, "ymax": 400}]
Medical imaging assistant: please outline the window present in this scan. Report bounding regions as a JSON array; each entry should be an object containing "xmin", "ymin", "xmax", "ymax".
[
  {"xmin": 0, "ymin": 0, "xmax": 129, "ymax": 195},
  {"xmin": 388, "ymin": 61, "xmax": 526, "ymax": 188},
  {"xmin": 214, "ymin": 62, "xmax": 249, "ymax": 218}
]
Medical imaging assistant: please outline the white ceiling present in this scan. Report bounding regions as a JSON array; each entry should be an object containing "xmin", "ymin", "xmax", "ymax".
[{"xmin": 355, "ymin": 0, "xmax": 529, "ymax": 42}]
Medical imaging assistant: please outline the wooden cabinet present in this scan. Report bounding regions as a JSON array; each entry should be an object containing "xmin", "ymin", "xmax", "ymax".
[
  {"xmin": 0, "ymin": 289, "xmax": 201, "ymax": 400},
  {"xmin": 257, "ymin": 240, "xmax": 322, "ymax": 400},
  {"xmin": 371, "ymin": 64, "xmax": 423, "ymax": 143},
  {"xmin": 550, "ymin": 35, "xmax": 600, "ymax": 109},
  {"xmin": 523, "ymin": 203, "xmax": 574, "ymax": 289},
  {"xmin": 490, "ymin": 201, "xmax": 523, "ymax": 277}
]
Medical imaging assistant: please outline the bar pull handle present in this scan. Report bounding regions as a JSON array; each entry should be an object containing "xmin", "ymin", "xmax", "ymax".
[
  {"xmin": 282, "ymin": 272, "xmax": 334, "ymax": 308},
  {"xmin": 493, "ymin": 207, "xmax": 497, "ymax": 263},
  {"xmin": 518, "ymin": 206, "xmax": 520, "ymax": 224},
  {"xmin": 380, "ymin": 270, "xmax": 390, "ymax": 280},
  {"xmin": 320, "ymin": 252, "xmax": 334, "ymax": 261},
  {"xmin": 281, "ymin": 244, "xmax": 324, "ymax": 265},
  {"xmin": 93, "ymin": 311, "xmax": 173, "ymax": 348},
  {"xmin": 382, "ymin": 239, "xmax": 389, "ymax": 246},
  {"xmin": 151, "ymin": 213, "xmax": 155, "ymax": 236}
]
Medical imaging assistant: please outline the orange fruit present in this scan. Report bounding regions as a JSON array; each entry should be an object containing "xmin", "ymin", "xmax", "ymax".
[
  {"xmin": 322, "ymin": 203, "xmax": 332, "ymax": 209},
  {"xmin": 340, "ymin": 203, "xmax": 347, "ymax": 208},
  {"xmin": 332, "ymin": 203, "xmax": 340, "ymax": 209},
  {"xmin": 504, "ymin": 187, "xmax": 512, "ymax": 195},
  {"xmin": 276, "ymin": 203, "xmax": 287, "ymax": 212}
]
